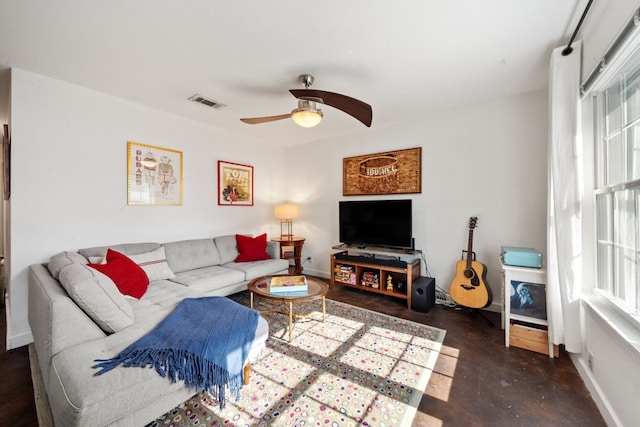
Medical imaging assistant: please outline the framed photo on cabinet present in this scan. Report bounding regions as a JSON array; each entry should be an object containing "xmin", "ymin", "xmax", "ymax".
[{"xmin": 509, "ymin": 280, "xmax": 547, "ymax": 320}]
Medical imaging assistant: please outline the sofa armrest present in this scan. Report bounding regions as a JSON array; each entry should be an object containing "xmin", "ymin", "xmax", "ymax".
[
  {"xmin": 28, "ymin": 264, "xmax": 106, "ymax": 385},
  {"xmin": 266, "ymin": 240, "xmax": 280, "ymax": 260}
]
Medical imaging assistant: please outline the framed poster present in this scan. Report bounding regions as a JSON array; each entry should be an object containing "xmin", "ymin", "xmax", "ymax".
[
  {"xmin": 343, "ymin": 147, "xmax": 422, "ymax": 196},
  {"xmin": 2, "ymin": 124, "xmax": 9, "ymax": 201},
  {"xmin": 218, "ymin": 160, "xmax": 254, "ymax": 206},
  {"xmin": 127, "ymin": 141, "xmax": 183, "ymax": 206},
  {"xmin": 509, "ymin": 280, "xmax": 547, "ymax": 320}
]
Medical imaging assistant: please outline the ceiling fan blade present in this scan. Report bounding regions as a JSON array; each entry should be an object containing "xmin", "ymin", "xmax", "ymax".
[
  {"xmin": 240, "ymin": 113, "xmax": 291, "ymax": 125},
  {"xmin": 290, "ymin": 89, "xmax": 372, "ymax": 127}
]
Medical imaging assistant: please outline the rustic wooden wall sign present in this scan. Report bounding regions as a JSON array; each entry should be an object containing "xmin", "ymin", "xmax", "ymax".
[{"xmin": 343, "ymin": 147, "xmax": 422, "ymax": 195}]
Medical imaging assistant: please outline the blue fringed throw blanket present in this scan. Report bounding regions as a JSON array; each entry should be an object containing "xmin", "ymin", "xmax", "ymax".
[{"xmin": 93, "ymin": 296, "xmax": 259, "ymax": 408}]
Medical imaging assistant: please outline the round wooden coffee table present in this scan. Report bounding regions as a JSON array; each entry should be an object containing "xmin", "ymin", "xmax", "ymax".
[{"xmin": 248, "ymin": 275, "xmax": 329, "ymax": 340}]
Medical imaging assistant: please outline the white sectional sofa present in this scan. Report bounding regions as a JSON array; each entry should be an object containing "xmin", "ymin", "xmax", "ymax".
[{"xmin": 28, "ymin": 234, "xmax": 289, "ymax": 427}]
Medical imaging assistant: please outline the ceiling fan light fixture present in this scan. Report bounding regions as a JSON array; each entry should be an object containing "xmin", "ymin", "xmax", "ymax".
[
  {"xmin": 239, "ymin": 74, "xmax": 372, "ymax": 127},
  {"xmin": 291, "ymin": 99, "xmax": 323, "ymax": 127},
  {"xmin": 291, "ymin": 108, "xmax": 323, "ymax": 127}
]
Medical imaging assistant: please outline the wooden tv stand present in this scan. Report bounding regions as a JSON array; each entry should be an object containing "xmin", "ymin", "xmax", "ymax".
[{"xmin": 330, "ymin": 250, "xmax": 420, "ymax": 308}]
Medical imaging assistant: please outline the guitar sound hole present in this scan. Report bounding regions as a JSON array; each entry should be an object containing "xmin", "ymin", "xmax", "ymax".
[{"xmin": 463, "ymin": 269, "xmax": 476, "ymax": 280}]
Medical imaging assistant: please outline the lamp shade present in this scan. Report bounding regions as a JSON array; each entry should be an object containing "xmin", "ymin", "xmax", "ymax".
[
  {"xmin": 291, "ymin": 109, "xmax": 323, "ymax": 128},
  {"xmin": 274, "ymin": 204, "xmax": 299, "ymax": 220}
]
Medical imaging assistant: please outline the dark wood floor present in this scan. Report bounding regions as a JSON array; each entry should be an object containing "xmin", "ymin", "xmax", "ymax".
[
  {"xmin": 0, "ymin": 279, "xmax": 605, "ymax": 427},
  {"xmin": 0, "ymin": 305, "xmax": 39, "ymax": 426},
  {"xmin": 326, "ymin": 284, "xmax": 606, "ymax": 427}
]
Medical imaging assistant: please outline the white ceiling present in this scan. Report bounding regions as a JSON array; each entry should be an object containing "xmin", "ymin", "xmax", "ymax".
[{"xmin": 0, "ymin": 0, "xmax": 586, "ymax": 147}]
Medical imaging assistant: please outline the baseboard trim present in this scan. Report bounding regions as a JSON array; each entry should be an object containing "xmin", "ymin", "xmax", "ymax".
[
  {"xmin": 303, "ymin": 268, "xmax": 329, "ymax": 279},
  {"xmin": 28, "ymin": 344, "xmax": 54, "ymax": 427},
  {"xmin": 570, "ymin": 352, "xmax": 620, "ymax": 427},
  {"xmin": 7, "ymin": 331, "xmax": 33, "ymax": 350}
]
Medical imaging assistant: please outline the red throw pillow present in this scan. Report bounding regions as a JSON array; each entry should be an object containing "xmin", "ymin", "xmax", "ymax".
[
  {"xmin": 88, "ymin": 249, "xmax": 150, "ymax": 299},
  {"xmin": 235, "ymin": 233, "xmax": 271, "ymax": 262}
]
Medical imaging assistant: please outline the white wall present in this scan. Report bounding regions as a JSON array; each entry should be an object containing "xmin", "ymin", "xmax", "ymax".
[
  {"xmin": 284, "ymin": 91, "xmax": 549, "ymax": 310},
  {"xmin": 579, "ymin": 299, "xmax": 640, "ymax": 427},
  {"xmin": 6, "ymin": 69, "xmax": 286, "ymax": 348}
]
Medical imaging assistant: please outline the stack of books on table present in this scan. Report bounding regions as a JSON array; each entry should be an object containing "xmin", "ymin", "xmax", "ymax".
[{"xmin": 270, "ymin": 275, "xmax": 308, "ymax": 294}]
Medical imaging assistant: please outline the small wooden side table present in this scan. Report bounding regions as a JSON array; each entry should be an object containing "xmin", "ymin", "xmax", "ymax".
[{"xmin": 271, "ymin": 237, "xmax": 305, "ymax": 274}]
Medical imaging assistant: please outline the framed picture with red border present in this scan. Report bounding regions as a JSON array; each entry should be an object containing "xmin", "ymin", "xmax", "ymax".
[{"xmin": 218, "ymin": 160, "xmax": 254, "ymax": 206}]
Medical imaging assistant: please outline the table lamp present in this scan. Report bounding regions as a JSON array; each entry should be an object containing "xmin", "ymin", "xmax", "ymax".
[{"xmin": 274, "ymin": 204, "xmax": 299, "ymax": 239}]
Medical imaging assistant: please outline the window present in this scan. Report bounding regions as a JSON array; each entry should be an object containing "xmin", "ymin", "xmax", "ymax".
[{"xmin": 594, "ymin": 47, "xmax": 640, "ymax": 315}]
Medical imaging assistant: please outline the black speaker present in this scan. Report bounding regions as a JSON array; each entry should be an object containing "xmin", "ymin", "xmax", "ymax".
[{"xmin": 411, "ymin": 276, "xmax": 436, "ymax": 313}]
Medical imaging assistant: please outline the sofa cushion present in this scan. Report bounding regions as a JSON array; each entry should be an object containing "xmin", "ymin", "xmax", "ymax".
[
  {"xmin": 58, "ymin": 263, "xmax": 134, "ymax": 333},
  {"xmin": 88, "ymin": 249, "xmax": 149, "ymax": 299},
  {"xmin": 78, "ymin": 242, "xmax": 161, "ymax": 259},
  {"xmin": 128, "ymin": 247, "xmax": 176, "ymax": 281},
  {"xmin": 224, "ymin": 258, "xmax": 290, "ymax": 281},
  {"xmin": 214, "ymin": 234, "xmax": 241, "ymax": 264},
  {"xmin": 235, "ymin": 233, "xmax": 271, "ymax": 262},
  {"xmin": 162, "ymin": 238, "xmax": 221, "ymax": 274},
  {"xmin": 170, "ymin": 265, "xmax": 245, "ymax": 294},
  {"xmin": 47, "ymin": 251, "xmax": 88, "ymax": 280},
  {"xmin": 128, "ymin": 280, "xmax": 203, "ymax": 325},
  {"xmin": 265, "ymin": 240, "xmax": 280, "ymax": 260}
]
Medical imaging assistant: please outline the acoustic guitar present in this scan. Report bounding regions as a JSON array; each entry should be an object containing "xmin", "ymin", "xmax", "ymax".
[{"xmin": 449, "ymin": 217, "xmax": 492, "ymax": 309}]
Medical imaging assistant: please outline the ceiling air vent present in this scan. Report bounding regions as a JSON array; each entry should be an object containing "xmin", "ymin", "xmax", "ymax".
[{"xmin": 188, "ymin": 94, "xmax": 227, "ymax": 109}]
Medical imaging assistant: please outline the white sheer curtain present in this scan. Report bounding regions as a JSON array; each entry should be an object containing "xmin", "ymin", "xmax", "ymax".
[{"xmin": 547, "ymin": 41, "xmax": 583, "ymax": 353}]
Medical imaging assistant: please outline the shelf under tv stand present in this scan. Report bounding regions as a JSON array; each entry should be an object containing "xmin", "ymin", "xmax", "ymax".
[{"xmin": 330, "ymin": 249, "xmax": 421, "ymax": 308}]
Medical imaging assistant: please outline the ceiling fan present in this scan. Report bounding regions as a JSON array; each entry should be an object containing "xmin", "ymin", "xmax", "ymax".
[{"xmin": 240, "ymin": 74, "xmax": 372, "ymax": 128}]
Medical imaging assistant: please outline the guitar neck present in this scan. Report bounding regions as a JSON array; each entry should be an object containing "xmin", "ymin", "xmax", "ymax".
[{"xmin": 465, "ymin": 228, "xmax": 474, "ymax": 269}]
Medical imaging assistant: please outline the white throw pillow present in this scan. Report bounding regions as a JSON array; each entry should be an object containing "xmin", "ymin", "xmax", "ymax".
[
  {"xmin": 128, "ymin": 247, "xmax": 175, "ymax": 281},
  {"xmin": 58, "ymin": 263, "xmax": 134, "ymax": 333}
]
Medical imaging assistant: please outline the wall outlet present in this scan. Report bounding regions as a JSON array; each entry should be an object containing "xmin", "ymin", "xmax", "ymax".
[{"xmin": 588, "ymin": 352, "xmax": 594, "ymax": 371}]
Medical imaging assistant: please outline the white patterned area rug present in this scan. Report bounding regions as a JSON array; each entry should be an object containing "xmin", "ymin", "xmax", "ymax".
[{"xmin": 147, "ymin": 297, "xmax": 446, "ymax": 427}]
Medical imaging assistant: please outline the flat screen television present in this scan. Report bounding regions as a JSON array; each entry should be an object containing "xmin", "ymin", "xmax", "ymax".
[{"xmin": 339, "ymin": 199, "xmax": 413, "ymax": 250}]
